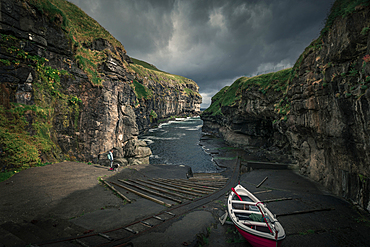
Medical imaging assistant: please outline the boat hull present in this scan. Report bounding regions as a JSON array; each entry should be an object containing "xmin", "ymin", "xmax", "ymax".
[
  {"xmin": 227, "ymin": 184, "xmax": 285, "ymax": 247},
  {"xmin": 235, "ymin": 225, "xmax": 283, "ymax": 247}
]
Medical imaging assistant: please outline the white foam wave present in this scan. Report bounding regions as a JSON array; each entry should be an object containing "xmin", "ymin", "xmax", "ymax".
[
  {"xmin": 175, "ymin": 124, "xmax": 202, "ymax": 131},
  {"xmin": 141, "ymin": 138, "xmax": 154, "ymax": 145},
  {"xmin": 145, "ymin": 136, "xmax": 180, "ymax": 140}
]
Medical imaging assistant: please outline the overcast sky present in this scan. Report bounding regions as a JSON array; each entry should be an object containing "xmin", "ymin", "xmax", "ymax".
[{"xmin": 68, "ymin": 0, "xmax": 334, "ymax": 108}]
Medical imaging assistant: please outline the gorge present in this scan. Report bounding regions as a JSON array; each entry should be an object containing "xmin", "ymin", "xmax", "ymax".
[
  {"xmin": 1, "ymin": 0, "xmax": 370, "ymax": 215},
  {"xmin": 202, "ymin": 1, "xmax": 370, "ymax": 213}
]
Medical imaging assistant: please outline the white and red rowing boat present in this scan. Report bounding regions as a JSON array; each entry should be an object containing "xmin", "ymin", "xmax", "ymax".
[{"xmin": 227, "ymin": 184, "xmax": 286, "ymax": 247}]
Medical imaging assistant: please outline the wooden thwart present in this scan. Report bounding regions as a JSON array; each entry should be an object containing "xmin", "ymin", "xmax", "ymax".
[{"xmin": 110, "ymin": 181, "xmax": 172, "ymax": 207}]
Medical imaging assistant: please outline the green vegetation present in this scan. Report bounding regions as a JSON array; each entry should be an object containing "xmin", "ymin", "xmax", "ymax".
[
  {"xmin": 321, "ymin": 0, "xmax": 370, "ymax": 34},
  {"xmin": 240, "ymin": 68, "xmax": 292, "ymax": 92},
  {"xmin": 358, "ymin": 174, "xmax": 367, "ymax": 183},
  {"xmin": 26, "ymin": 0, "xmax": 128, "ymax": 86},
  {"xmin": 130, "ymin": 58, "xmax": 163, "ymax": 72},
  {"xmin": 130, "ymin": 57, "xmax": 200, "ymax": 98},
  {"xmin": 202, "ymin": 86, "xmax": 229, "ymax": 116},
  {"xmin": 293, "ymin": 0, "xmax": 369, "ymax": 78},
  {"xmin": 25, "ymin": 0, "xmax": 200, "ymax": 95},
  {"xmin": 0, "ymin": 33, "xmax": 81, "ymax": 176},
  {"xmin": 184, "ymin": 88, "xmax": 196, "ymax": 96},
  {"xmin": 132, "ymin": 80, "xmax": 153, "ymax": 100},
  {"xmin": 0, "ymin": 0, "xmax": 201, "ymax": 180},
  {"xmin": 203, "ymin": 68, "xmax": 292, "ymax": 117},
  {"xmin": 149, "ymin": 110, "xmax": 158, "ymax": 123},
  {"xmin": 361, "ymin": 27, "xmax": 370, "ymax": 35},
  {"xmin": 0, "ymin": 170, "xmax": 15, "ymax": 182}
]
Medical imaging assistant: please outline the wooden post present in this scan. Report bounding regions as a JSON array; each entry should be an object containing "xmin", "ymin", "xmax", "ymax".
[
  {"xmin": 127, "ymin": 179, "xmax": 193, "ymax": 200},
  {"xmin": 140, "ymin": 179, "xmax": 202, "ymax": 197},
  {"xmin": 100, "ymin": 179, "xmax": 131, "ymax": 203},
  {"xmin": 256, "ymin": 176, "xmax": 268, "ymax": 188},
  {"xmin": 110, "ymin": 181, "xmax": 172, "ymax": 207},
  {"xmin": 277, "ymin": 208, "xmax": 333, "ymax": 217},
  {"xmin": 118, "ymin": 179, "xmax": 182, "ymax": 204}
]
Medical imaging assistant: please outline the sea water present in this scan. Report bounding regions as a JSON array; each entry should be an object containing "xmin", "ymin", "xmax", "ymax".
[{"xmin": 139, "ymin": 117, "xmax": 219, "ymax": 173}]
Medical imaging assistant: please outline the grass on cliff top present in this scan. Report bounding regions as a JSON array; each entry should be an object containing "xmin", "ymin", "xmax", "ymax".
[
  {"xmin": 241, "ymin": 68, "xmax": 292, "ymax": 93},
  {"xmin": 26, "ymin": 0, "xmax": 127, "ymax": 85},
  {"xmin": 203, "ymin": 68, "xmax": 292, "ymax": 117},
  {"xmin": 130, "ymin": 58, "xmax": 200, "ymax": 97},
  {"xmin": 26, "ymin": 0, "xmax": 199, "ymax": 93},
  {"xmin": 131, "ymin": 58, "xmax": 164, "ymax": 72},
  {"xmin": 28, "ymin": 0, "xmax": 124, "ymax": 50},
  {"xmin": 292, "ymin": 0, "xmax": 370, "ymax": 77},
  {"xmin": 321, "ymin": 0, "xmax": 370, "ymax": 35}
]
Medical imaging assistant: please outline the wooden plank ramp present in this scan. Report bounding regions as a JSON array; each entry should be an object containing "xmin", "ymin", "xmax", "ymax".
[{"xmin": 104, "ymin": 173, "xmax": 229, "ymax": 209}]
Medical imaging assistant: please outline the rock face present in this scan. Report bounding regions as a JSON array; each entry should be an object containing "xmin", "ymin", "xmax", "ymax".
[
  {"xmin": 285, "ymin": 4, "xmax": 370, "ymax": 212},
  {"xmin": 201, "ymin": 70, "xmax": 293, "ymax": 163},
  {"xmin": 202, "ymin": 3, "xmax": 370, "ymax": 212},
  {"xmin": 0, "ymin": 0, "xmax": 201, "ymax": 168}
]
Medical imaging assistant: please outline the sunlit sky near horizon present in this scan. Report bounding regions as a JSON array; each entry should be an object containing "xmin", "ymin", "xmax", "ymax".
[{"xmin": 68, "ymin": 0, "xmax": 335, "ymax": 108}]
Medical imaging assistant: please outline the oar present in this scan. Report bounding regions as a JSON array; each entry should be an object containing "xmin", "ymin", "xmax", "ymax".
[
  {"xmin": 231, "ymin": 187, "xmax": 243, "ymax": 201},
  {"xmin": 256, "ymin": 202, "xmax": 274, "ymax": 235}
]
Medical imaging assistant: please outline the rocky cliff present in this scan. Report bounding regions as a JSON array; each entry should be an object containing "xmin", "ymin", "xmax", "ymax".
[
  {"xmin": 0, "ymin": 0, "xmax": 201, "ymax": 171},
  {"xmin": 202, "ymin": 68, "xmax": 293, "ymax": 163},
  {"xmin": 202, "ymin": 0, "xmax": 370, "ymax": 212}
]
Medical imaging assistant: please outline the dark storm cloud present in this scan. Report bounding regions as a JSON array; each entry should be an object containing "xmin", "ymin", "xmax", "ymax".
[
  {"xmin": 68, "ymin": 0, "xmax": 175, "ymax": 54},
  {"xmin": 67, "ymin": 0, "xmax": 334, "ymax": 107}
]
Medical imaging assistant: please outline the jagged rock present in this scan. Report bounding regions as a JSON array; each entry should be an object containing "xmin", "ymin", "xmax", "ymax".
[{"xmin": 124, "ymin": 139, "xmax": 152, "ymax": 160}]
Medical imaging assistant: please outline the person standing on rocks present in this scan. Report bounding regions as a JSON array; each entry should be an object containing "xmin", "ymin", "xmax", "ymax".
[{"xmin": 108, "ymin": 150, "xmax": 114, "ymax": 171}]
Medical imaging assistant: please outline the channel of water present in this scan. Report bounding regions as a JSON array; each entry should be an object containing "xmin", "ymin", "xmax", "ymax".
[{"xmin": 139, "ymin": 117, "xmax": 220, "ymax": 173}]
